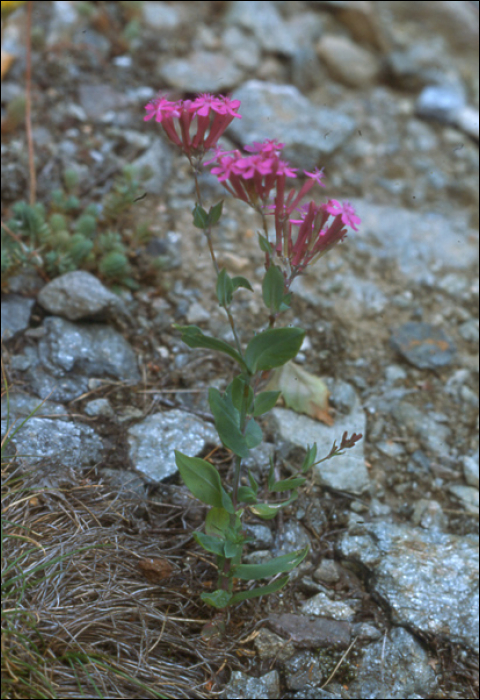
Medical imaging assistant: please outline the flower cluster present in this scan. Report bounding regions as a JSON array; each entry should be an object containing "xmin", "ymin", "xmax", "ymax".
[
  {"xmin": 207, "ymin": 139, "xmax": 360, "ymax": 275},
  {"xmin": 143, "ymin": 92, "xmax": 360, "ymax": 277},
  {"xmin": 144, "ymin": 93, "xmax": 241, "ymax": 159}
]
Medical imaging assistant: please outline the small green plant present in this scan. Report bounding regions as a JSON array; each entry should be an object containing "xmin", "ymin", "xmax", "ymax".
[
  {"xmin": 1, "ymin": 165, "xmax": 161, "ymax": 291},
  {"xmin": 143, "ymin": 93, "xmax": 363, "ymax": 609}
]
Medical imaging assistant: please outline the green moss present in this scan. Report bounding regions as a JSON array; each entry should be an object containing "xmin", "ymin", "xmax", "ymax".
[{"xmin": 1, "ymin": 165, "xmax": 161, "ymax": 291}]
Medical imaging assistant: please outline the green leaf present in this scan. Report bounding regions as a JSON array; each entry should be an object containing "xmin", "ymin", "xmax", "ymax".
[
  {"xmin": 194, "ymin": 531, "xmax": 225, "ymax": 556},
  {"xmin": 245, "ymin": 328, "xmax": 305, "ymax": 373},
  {"xmin": 267, "ymin": 456, "xmax": 275, "ymax": 491},
  {"xmin": 208, "ymin": 200, "xmax": 223, "ymax": 226},
  {"xmin": 244, "ymin": 418, "xmax": 263, "ymax": 449},
  {"xmin": 247, "ymin": 469, "xmax": 259, "ymax": 496},
  {"xmin": 232, "ymin": 276, "xmax": 254, "ymax": 293},
  {"xmin": 175, "ymin": 451, "xmax": 232, "ymax": 510},
  {"xmin": 227, "ymin": 376, "xmax": 254, "ymax": 415},
  {"xmin": 205, "ymin": 507, "xmax": 230, "ymax": 537},
  {"xmin": 237, "ymin": 486, "xmax": 257, "ymax": 504},
  {"xmin": 216, "ymin": 268, "xmax": 234, "ymax": 307},
  {"xmin": 173, "ymin": 324, "xmax": 247, "ymax": 371},
  {"xmin": 280, "ymin": 292, "xmax": 292, "ymax": 311},
  {"xmin": 209, "ymin": 388, "xmax": 250, "ymax": 459},
  {"xmin": 229, "ymin": 575, "xmax": 289, "ymax": 605},
  {"xmin": 249, "ymin": 503, "xmax": 280, "ymax": 520},
  {"xmin": 270, "ymin": 477, "xmax": 306, "ymax": 492},
  {"xmin": 224, "ymin": 540, "xmax": 243, "ymax": 559},
  {"xmin": 262, "ymin": 264, "xmax": 285, "ymax": 314},
  {"xmin": 200, "ymin": 589, "xmax": 232, "ymax": 608},
  {"xmin": 253, "ymin": 391, "xmax": 281, "ymax": 416},
  {"xmin": 258, "ymin": 233, "xmax": 274, "ymax": 255},
  {"xmin": 249, "ymin": 491, "xmax": 299, "ymax": 519},
  {"xmin": 192, "ymin": 204, "xmax": 209, "ymax": 229},
  {"xmin": 301, "ymin": 443, "xmax": 318, "ymax": 473},
  {"xmin": 234, "ymin": 546, "xmax": 309, "ymax": 580}
]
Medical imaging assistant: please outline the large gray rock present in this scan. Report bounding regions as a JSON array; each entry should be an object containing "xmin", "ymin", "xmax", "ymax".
[
  {"xmin": 339, "ymin": 522, "xmax": 479, "ymax": 654},
  {"xmin": 127, "ymin": 409, "xmax": 218, "ymax": 481},
  {"xmin": 37, "ymin": 270, "xmax": 129, "ymax": 321},
  {"xmin": 228, "ymin": 81, "xmax": 356, "ymax": 170}
]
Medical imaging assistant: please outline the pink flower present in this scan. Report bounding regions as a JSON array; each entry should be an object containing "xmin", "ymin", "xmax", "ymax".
[
  {"xmin": 325, "ymin": 199, "xmax": 361, "ymax": 231},
  {"xmin": 143, "ymin": 93, "xmax": 241, "ymax": 158}
]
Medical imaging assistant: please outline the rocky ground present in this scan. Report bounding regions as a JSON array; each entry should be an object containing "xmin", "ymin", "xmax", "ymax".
[{"xmin": 1, "ymin": 2, "xmax": 479, "ymax": 699}]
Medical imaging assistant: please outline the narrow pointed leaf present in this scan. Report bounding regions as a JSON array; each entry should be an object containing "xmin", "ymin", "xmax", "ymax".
[
  {"xmin": 200, "ymin": 590, "xmax": 232, "ymax": 608},
  {"xmin": 269, "ymin": 477, "xmax": 306, "ymax": 492},
  {"xmin": 229, "ymin": 575, "xmax": 289, "ymax": 605},
  {"xmin": 173, "ymin": 324, "xmax": 247, "ymax": 370},
  {"xmin": 232, "ymin": 276, "xmax": 254, "ymax": 292},
  {"xmin": 208, "ymin": 200, "xmax": 223, "ymax": 226},
  {"xmin": 258, "ymin": 233, "xmax": 274, "ymax": 255},
  {"xmin": 234, "ymin": 546, "xmax": 309, "ymax": 580},
  {"xmin": 192, "ymin": 204, "xmax": 209, "ymax": 229},
  {"xmin": 301, "ymin": 443, "xmax": 318, "ymax": 473},
  {"xmin": 262, "ymin": 264, "xmax": 285, "ymax": 313},
  {"xmin": 216, "ymin": 268, "xmax": 234, "ymax": 307},
  {"xmin": 237, "ymin": 486, "xmax": 257, "ymax": 504}
]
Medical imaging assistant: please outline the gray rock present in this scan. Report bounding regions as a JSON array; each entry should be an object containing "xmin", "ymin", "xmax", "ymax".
[
  {"xmin": 347, "ymin": 200, "xmax": 478, "ymax": 285},
  {"xmin": 127, "ymin": 409, "xmax": 218, "ymax": 481},
  {"xmin": 1, "ymin": 295, "xmax": 35, "ymax": 340},
  {"xmin": 284, "ymin": 651, "xmax": 324, "ymax": 690},
  {"xmin": 267, "ymin": 612, "xmax": 351, "ymax": 649},
  {"xmin": 463, "ymin": 452, "xmax": 479, "ymax": 488},
  {"xmin": 448, "ymin": 484, "xmax": 479, "ymax": 515},
  {"xmin": 141, "ymin": 1, "xmax": 180, "ymax": 30},
  {"xmin": 26, "ymin": 317, "xmax": 140, "ymax": 402},
  {"xmin": 186, "ymin": 301, "xmax": 210, "ymax": 324},
  {"xmin": 84, "ymin": 398, "xmax": 115, "ymax": 418},
  {"xmin": 411, "ymin": 499, "xmax": 447, "ymax": 530},
  {"xmin": 254, "ymin": 628, "xmax": 295, "ymax": 661},
  {"xmin": 268, "ymin": 400, "xmax": 368, "ymax": 495},
  {"xmin": 391, "ymin": 400, "xmax": 451, "ymax": 457},
  {"xmin": 244, "ymin": 523, "xmax": 273, "ymax": 549},
  {"xmin": 222, "ymin": 26, "xmax": 261, "ymax": 70},
  {"xmin": 1, "ymin": 392, "xmax": 69, "ymax": 423},
  {"xmin": 300, "ymin": 591, "xmax": 356, "ymax": 621},
  {"xmin": 273, "ymin": 520, "xmax": 311, "ymax": 557},
  {"xmin": 221, "ymin": 669, "xmax": 280, "ymax": 700},
  {"xmin": 339, "ymin": 522, "xmax": 479, "ymax": 654},
  {"xmin": 37, "ymin": 271, "xmax": 129, "ymax": 321},
  {"xmin": 159, "ymin": 50, "xmax": 244, "ymax": 92},
  {"xmin": 131, "ymin": 137, "xmax": 173, "ymax": 195},
  {"xmin": 228, "ymin": 81, "xmax": 356, "ymax": 170},
  {"xmin": 288, "ymin": 688, "xmax": 343, "ymax": 700},
  {"xmin": 1, "ymin": 416, "xmax": 102, "ymax": 467},
  {"xmin": 347, "ymin": 627, "xmax": 438, "ymax": 699},
  {"xmin": 316, "ymin": 34, "xmax": 380, "ymax": 88},
  {"xmin": 459, "ymin": 318, "xmax": 479, "ymax": 344},
  {"xmin": 416, "ymin": 84, "xmax": 466, "ymax": 123},
  {"xmin": 390, "ymin": 322, "xmax": 456, "ymax": 370},
  {"xmin": 226, "ymin": 0, "xmax": 296, "ymax": 56}
]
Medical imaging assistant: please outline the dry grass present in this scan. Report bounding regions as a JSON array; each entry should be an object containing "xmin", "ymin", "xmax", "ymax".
[{"xmin": 1, "ymin": 445, "xmax": 252, "ymax": 699}]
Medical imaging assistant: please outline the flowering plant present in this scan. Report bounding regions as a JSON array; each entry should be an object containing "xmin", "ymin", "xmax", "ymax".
[{"xmin": 144, "ymin": 93, "xmax": 362, "ymax": 609}]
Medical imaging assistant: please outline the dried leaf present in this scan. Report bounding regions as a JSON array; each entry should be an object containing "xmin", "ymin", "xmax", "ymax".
[{"xmin": 264, "ymin": 361, "xmax": 333, "ymax": 425}]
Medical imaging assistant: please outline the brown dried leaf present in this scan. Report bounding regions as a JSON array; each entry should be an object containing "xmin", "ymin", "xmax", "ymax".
[{"xmin": 264, "ymin": 361, "xmax": 333, "ymax": 425}]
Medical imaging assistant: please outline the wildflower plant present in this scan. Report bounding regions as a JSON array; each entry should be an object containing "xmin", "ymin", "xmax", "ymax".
[{"xmin": 144, "ymin": 92, "xmax": 362, "ymax": 609}]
